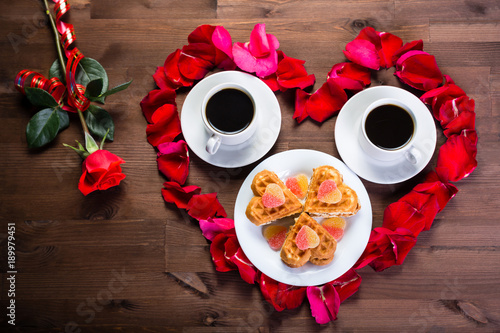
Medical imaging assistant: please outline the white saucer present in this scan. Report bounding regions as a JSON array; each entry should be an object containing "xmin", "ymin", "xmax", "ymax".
[
  {"xmin": 234, "ymin": 150, "xmax": 372, "ymax": 286},
  {"xmin": 181, "ymin": 71, "xmax": 281, "ymax": 168},
  {"xmin": 335, "ymin": 86, "xmax": 437, "ymax": 184}
]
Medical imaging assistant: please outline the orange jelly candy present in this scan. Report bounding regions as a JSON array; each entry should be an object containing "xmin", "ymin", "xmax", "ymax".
[
  {"xmin": 317, "ymin": 179, "xmax": 342, "ymax": 204},
  {"xmin": 263, "ymin": 225, "xmax": 287, "ymax": 251},
  {"xmin": 296, "ymin": 225, "xmax": 320, "ymax": 251},
  {"xmin": 262, "ymin": 183, "xmax": 286, "ymax": 208},
  {"xmin": 285, "ymin": 174, "xmax": 308, "ymax": 199},
  {"xmin": 322, "ymin": 217, "xmax": 346, "ymax": 241}
]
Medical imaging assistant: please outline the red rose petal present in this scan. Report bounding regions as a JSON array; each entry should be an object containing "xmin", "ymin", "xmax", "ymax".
[
  {"xmin": 157, "ymin": 140, "xmax": 189, "ymax": 185},
  {"xmin": 261, "ymin": 73, "xmax": 280, "ymax": 92},
  {"xmin": 437, "ymin": 94, "xmax": 474, "ymax": 126},
  {"xmin": 187, "ymin": 24, "xmax": 215, "ymax": 44},
  {"xmin": 421, "ymin": 172, "xmax": 459, "ymax": 212},
  {"xmin": 161, "ymin": 181, "xmax": 201, "ymax": 209},
  {"xmin": 395, "ymin": 50, "xmax": 443, "ymax": 91},
  {"xmin": 378, "ymin": 32, "xmax": 403, "ymax": 68},
  {"xmin": 355, "ymin": 227, "xmax": 417, "ymax": 272},
  {"xmin": 187, "ymin": 192, "xmax": 227, "ymax": 220},
  {"xmin": 332, "ymin": 269, "xmax": 362, "ymax": 303},
  {"xmin": 391, "ymin": 39, "xmax": 424, "ymax": 64},
  {"xmin": 398, "ymin": 190, "xmax": 440, "ymax": 231},
  {"xmin": 306, "ymin": 79, "xmax": 348, "ymax": 122},
  {"xmin": 259, "ymin": 274, "xmax": 307, "ymax": 312},
  {"xmin": 421, "ymin": 75, "xmax": 466, "ymax": 120},
  {"xmin": 443, "ymin": 109, "xmax": 476, "ymax": 138},
  {"xmin": 163, "ymin": 49, "xmax": 194, "ymax": 88},
  {"xmin": 355, "ymin": 27, "xmax": 381, "ymax": 48},
  {"xmin": 327, "ymin": 62, "xmax": 371, "ymax": 91},
  {"xmin": 152, "ymin": 66, "xmax": 171, "ymax": 90},
  {"xmin": 372, "ymin": 227, "xmax": 417, "ymax": 271},
  {"xmin": 210, "ymin": 233, "xmax": 237, "ymax": 272},
  {"xmin": 437, "ymin": 130, "xmax": 478, "ymax": 182},
  {"xmin": 146, "ymin": 103, "xmax": 181, "ymax": 147},
  {"xmin": 178, "ymin": 48, "xmax": 214, "ymax": 80},
  {"xmin": 293, "ymin": 89, "xmax": 310, "ymax": 123},
  {"xmin": 140, "ymin": 88, "xmax": 177, "ymax": 123},
  {"xmin": 275, "ymin": 51, "xmax": 315, "ymax": 90},
  {"xmin": 382, "ymin": 201, "xmax": 426, "ymax": 237},
  {"xmin": 230, "ymin": 247, "xmax": 258, "ymax": 284}
]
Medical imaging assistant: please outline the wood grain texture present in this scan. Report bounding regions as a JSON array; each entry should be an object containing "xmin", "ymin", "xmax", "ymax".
[{"xmin": 1, "ymin": 0, "xmax": 499, "ymax": 331}]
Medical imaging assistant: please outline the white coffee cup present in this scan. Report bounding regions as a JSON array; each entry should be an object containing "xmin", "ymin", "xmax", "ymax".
[
  {"xmin": 359, "ymin": 98, "xmax": 421, "ymax": 164},
  {"xmin": 201, "ymin": 82, "xmax": 258, "ymax": 155}
]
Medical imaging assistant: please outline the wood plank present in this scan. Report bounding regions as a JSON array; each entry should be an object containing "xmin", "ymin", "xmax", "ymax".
[
  {"xmin": 431, "ymin": 22, "xmax": 500, "ymax": 43},
  {"xmin": 91, "ymin": 0, "xmax": 216, "ymax": 19}
]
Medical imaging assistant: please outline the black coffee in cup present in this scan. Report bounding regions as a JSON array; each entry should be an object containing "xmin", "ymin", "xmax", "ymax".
[
  {"xmin": 364, "ymin": 104, "xmax": 414, "ymax": 150},
  {"xmin": 205, "ymin": 88, "xmax": 255, "ymax": 134}
]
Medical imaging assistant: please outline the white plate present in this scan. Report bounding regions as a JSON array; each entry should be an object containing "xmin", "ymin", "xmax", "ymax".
[
  {"xmin": 335, "ymin": 86, "xmax": 437, "ymax": 184},
  {"xmin": 181, "ymin": 71, "xmax": 281, "ymax": 168},
  {"xmin": 234, "ymin": 149, "xmax": 372, "ymax": 286}
]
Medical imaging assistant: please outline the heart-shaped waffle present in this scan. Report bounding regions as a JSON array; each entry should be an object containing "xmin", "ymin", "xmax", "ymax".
[
  {"xmin": 280, "ymin": 212, "xmax": 337, "ymax": 268},
  {"xmin": 245, "ymin": 170, "xmax": 303, "ymax": 226},
  {"xmin": 304, "ymin": 165, "xmax": 361, "ymax": 217}
]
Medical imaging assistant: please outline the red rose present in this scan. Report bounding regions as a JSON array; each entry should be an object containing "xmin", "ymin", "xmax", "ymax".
[{"xmin": 78, "ymin": 150, "xmax": 126, "ymax": 196}]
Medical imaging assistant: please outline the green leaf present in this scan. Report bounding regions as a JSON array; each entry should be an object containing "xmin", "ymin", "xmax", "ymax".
[
  {"xmin": 26, "ymin": 108, "xmax": 60, "ymax": 148},
  {"xmin": 76, "ymin": 57, "xmax": 108, "ymax": 96},
  {"xmin": 49, "ymin": 59, "xmax": 66, "ymax": 83},
  {"xmin": 25, "ymin": 87, "xmax": 59, "ymax": 108},
  {"xmin": 56, "ymin": 108, "xmax": 69, "ymax": 132},
  {"xmin": 85, "ymin": 78, "xmax": 105, "ymax": 103},
  {"xmin": 101, "ymin": 79, "xmax": 133, "ymax": 98},
  {"xmin": 84, "ymin": 104, "xmax": 114, "ymax": 141}
]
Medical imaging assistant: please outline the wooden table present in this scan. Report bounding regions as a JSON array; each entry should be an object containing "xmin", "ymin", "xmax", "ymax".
[{"xmin": 1, "ymin": 0, "xmax": 499, "ymax": 331}]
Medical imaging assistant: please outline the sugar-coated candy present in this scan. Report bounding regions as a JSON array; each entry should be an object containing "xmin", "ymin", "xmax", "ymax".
[
  {"xmin": 296, "ymin": 225, "xmax": 320, "ymax": 250},
  {"xmin": 262, "ymin": 183, "xmax": 286, "ymax": 208},
  {"xmin": 321, "ymin": 217, "xmax": 346, "ymax": 241},
  {"xmin": 285, "ymin": 174, "xmax": 308, "ymax": 199},
  {"xmin": 317, "ymin": 179, "xmax": 342, "ymax": 204},
  {"xmin": 263, "ymin": 225, "xmax": 287, "ymax": 251}
]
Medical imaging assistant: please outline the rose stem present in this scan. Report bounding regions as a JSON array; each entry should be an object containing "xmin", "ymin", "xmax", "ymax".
[{"xmin": 43, "ymin": 0, "xmax": 90, "ymax": 136}]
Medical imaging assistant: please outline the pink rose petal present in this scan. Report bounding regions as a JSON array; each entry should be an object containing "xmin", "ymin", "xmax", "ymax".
[
  {"xmin": 343, "ymin": 39, "xmax": 380, "ymax": 70},
  {"xmin": 307, "ymin": 283, "xmax": 340, "ymax": 324},
  {"xmin": 199, "ymin": 217, "xmax": 235, "ymax": 241}
]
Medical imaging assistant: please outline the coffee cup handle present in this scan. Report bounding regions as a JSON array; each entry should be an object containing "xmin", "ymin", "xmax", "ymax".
[
  {"xmin": 404, "ymin": 146, "xmax": 421, "ymax": 165},
  {"xmin": 206, "ymin": 134, "xmax": 221, "ymax": 155}
]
